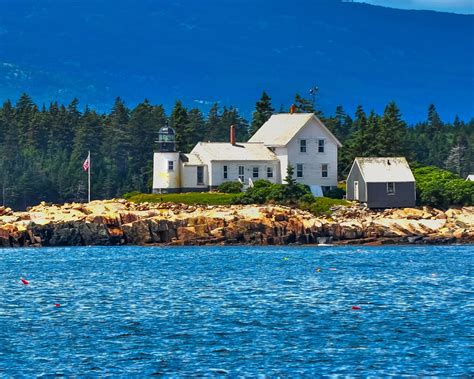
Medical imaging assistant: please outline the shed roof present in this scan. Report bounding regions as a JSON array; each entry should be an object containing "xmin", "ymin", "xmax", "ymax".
[
  {"xmin": 355, "ymin": 157, "xmax": 415, "ymax": 183},
  {"xmin": 190, "ymin": 142, "xmax": 278, "ymax": 162},
  {"xmin": 248, "ymin": 113, "xmax": 342, "ymax": 147}
]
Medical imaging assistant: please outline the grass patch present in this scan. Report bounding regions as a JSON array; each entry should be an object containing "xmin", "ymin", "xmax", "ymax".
[
  {"xmin": 123, "ymin": 192, "xmax": 240, "ymax": 205},
  {"xmin": 299, "ymin": 197, "xmax": 351, "ymax": 216}
]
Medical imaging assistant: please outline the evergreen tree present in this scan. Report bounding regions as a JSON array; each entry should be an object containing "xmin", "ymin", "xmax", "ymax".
[
  {"xmin": 294, "ymin": 93, "xmax": 314, "ymax": 113},
  {"xmin": 378, "ymin": 101, "xmax": 407, "ymax": 156},
  {"xmin": 169, "ymin": 100, "xmax": 188, "ymax": 151},
  {"xmin": 206, "ymin": 103, "xmax": 221, "ymax": 141},
  {"xmin": 250, "ymin": 91, "xmax": 274, "ymax": 136}
]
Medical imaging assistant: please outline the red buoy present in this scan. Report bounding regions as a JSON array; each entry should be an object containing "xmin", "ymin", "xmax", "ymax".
[
  {"xmin": 20, "ymin": 278, "xmax": 29, "ymax": 285},
  {"xmin": 351, "ymin": 306, "xmax": 361, "ymax": 310},
  {"xmin": 55, "ymin": 303, "xmax": 61, "ymax": 307}
]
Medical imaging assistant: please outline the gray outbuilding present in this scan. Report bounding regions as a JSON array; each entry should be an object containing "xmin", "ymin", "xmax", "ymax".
[{"xmin": 346, "ymin": 157, "xmax": 416, "ymax": 208}]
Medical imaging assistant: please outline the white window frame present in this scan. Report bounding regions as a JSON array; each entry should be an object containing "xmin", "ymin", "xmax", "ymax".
[
  {"xmin": 387, "ymin": 182, "xmax": 396, "ymax": 195},
  {"xmin": 321, "ymin": 163, "xmax": 328, "ymax": 178},
  {"xmin": 296, "ymin": 163, "xmax": 303, "ymax": 178},
  {"xmin": 252, "ymin": 166, "xmax": 259, "ymax": 178},
  {"xmin": 267, "ymin": 167, "xmax": 273, "ymax": 178},
  {"xmin": 300, "ymin": 139, "xmax": 307, "ymax": 153},
  {"xmin": 168, "ymin": 160, "xmax": 174, "ymax": 171},
  {"xmin": 223, "ymin": 165, "xmax": 228, "ymax": 179},
  {"xmin": 318, "ymin": 139, "xmax": 325, "ymax": 153}
]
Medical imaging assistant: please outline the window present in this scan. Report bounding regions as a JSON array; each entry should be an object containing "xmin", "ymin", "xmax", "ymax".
[
  {"xmin": 321, "ymin": 164, "xmax": 328, "ymax": 178},
  {"xmin": 223, "ymin": 165, "xmax": 228, "ymax": 179},
  {"xmin": 296, "ymin": 164, "xmax": 303, "ymax": 178},
  {"xmin": 300, "ymin": 139, "xmax": 307, "ymax": 153},
  {"xmin": 318, "ymin": 139, "xmax": 325, "ymax": 153},
  {"xmin": 253, "ymin": 167, "xmax": 259, "ymax": 178},
  {"xmin": 197, "ymin": 166, "xmax": 204, "ymax": 185},
  {"xmin": 387, "ymin": 182, "xmax": 395, "ymax": 195},
  {"xmin": 238, "ymin": 166, "xmax": 245, "ymax": 182},
  {"xmin": 267, "ymin": 167, "xmax": 273, "ymax": 178},
  {"xmin": 168, "ymin": 160, "xmax": 174, "ymax": 171}
]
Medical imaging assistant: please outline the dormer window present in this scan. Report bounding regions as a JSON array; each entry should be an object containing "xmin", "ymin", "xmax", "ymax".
[{"xmin": 300, "ymin": 139, "xmax": 307, "ymax": 153}]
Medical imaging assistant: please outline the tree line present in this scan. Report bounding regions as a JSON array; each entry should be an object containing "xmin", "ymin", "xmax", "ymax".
[{"xmin": 0, "ymin": 92, "xmax": 472, "ymax": 209}]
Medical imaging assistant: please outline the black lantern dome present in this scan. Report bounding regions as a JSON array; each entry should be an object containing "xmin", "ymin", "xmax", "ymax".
[{"xmin": 156, "ymin": 124, "xmax": 176, "ymax": 152}]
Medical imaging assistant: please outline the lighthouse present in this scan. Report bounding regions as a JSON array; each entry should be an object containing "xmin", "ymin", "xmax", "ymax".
[{"xmin": 152, "ymin": 124, "xmax": 180, "ymax": 193}]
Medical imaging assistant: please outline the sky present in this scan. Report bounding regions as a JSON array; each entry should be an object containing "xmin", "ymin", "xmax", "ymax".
[{"xmin": 354, "ymin": 0, "xmax": 474, "ymax": 14}]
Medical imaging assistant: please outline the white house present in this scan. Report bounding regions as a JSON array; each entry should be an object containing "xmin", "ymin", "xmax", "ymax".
[
  {"xmin": 152, "ymin": 112, "xmax": 341, "ymax": 193},
  {"xmin": 467, "ymin": 175, "xmax": 474, "ymax": 181}
]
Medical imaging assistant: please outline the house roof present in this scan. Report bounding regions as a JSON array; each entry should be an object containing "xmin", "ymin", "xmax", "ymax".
[
  {"xmin": 248, "ymin": 113, "xmax": 342, "ymax": 147},
  {"xmin": 354, "ymin": 157, "xmax": 415, "ymax": 183},
  {"xmin": 190, "ymin": 142, "xmax": 278, "ymax": 162}
]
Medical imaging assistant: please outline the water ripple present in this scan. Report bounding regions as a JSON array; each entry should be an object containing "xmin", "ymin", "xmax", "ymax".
[{"xmin": 0, "ymin": 245, "xmax": 472, "ymax": 376}]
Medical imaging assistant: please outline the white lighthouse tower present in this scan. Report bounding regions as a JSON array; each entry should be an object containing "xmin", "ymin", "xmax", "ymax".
[{"xmin": 152, "ymin": 124, "xmax": 180, "ymax": 193}]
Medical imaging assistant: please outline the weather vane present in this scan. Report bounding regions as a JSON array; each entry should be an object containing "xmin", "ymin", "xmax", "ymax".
[{"xmin": 309, "ymin": 85, "xmax": 319, "ymax": 109}]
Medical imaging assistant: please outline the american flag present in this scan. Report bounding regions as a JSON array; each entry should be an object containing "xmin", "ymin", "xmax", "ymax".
[{"xmin": 83, "ymin": 153, "xmax": 90, "ymax": 171}]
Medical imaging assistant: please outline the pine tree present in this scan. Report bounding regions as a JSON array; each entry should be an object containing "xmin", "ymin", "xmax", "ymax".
[
  {"xmin": 294, "ymin": 93, "xmax": 314, "ymax": 113},
  {"xmin": 183, "ymin": 108, "xmax": 206, "ymax": 152},
  {"xmin": 169, "ymin": 100, "xmax": 188, "ymax": 151},
  {"xmin": 378, "ymin": 101, "xmax": 407, "ymax": 157},
  {"xmin": 250, "ymin": 91, "xmax": 274, "ymax": 136},
  {"xmin": 206, "ymin": 103, "xmax": 221, "ymax": 141}
]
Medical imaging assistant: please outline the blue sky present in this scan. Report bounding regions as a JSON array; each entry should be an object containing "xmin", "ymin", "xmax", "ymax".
[{"xmin": 354, "ymin": 0, "xmax": 474, "ymax": 14}]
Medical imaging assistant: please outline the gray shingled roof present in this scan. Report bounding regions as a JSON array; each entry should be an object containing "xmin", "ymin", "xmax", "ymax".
[{"xmin": 355, "ymin": 157, "xmax": 415, "ymax": 182}]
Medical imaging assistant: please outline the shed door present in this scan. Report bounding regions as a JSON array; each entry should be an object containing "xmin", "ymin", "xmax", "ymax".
[{"xmin": 354, "ymin": 181, "xmax": 359, "ymax": 200}]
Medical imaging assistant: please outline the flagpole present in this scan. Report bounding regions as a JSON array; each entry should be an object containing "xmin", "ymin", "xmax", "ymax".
[{"xmin": 88, "ymin": 150, "xmax": 91, "ymax": 203}]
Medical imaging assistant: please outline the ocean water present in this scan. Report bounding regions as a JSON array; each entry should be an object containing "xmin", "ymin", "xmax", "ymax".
[{"xmin": 0, "ymin": 245, "xmax": 472, "ymax": 377}]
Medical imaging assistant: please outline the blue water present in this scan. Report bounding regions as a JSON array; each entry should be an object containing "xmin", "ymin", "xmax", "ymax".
[{"xmin": 0, "ymin": 246, "xmax": 472, "ymax": 377}]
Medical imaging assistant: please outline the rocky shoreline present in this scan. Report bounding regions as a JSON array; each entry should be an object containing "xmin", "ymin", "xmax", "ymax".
[{"xmin": 0, "ymin": 200, "xmax": 472, "ymax": 248}]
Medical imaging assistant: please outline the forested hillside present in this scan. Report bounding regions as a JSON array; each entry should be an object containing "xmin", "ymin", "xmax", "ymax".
[
  {"xmin": 0, "ymin": 93, "xmax": 472, "ymax": 209},
  {"xmin": 1, "ymin": 0, "xmax": 472, "ymax": 121}
]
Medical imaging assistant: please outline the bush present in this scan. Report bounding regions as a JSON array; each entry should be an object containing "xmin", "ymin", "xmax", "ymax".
[
  {"xmin": 413, "ymin": 166, "xmax": 474, "ymax": 207},
  {"xmin": 123, "ymin": 191, "xmax": 141, "ymax": 200},
  {"xmin": 299, "ymin": 197, "xmax": 350, "ymax": 216},
  {"xmin": 217, "ymin": 181, "xmax": 243, "ymax": 193},
  {"xmin": 323, "ymin": 186, "xmax": 346, "ymax": 199},
  {"xmin": 232, "ymin": 180, "xmax": 275, "ymax": 204}
]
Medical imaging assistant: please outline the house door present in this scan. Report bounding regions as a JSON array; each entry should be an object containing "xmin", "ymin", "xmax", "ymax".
[
  {"xmin": 238, "ymin": 166, "xmax": 245, "ymax": 182},
  {"xmin": 354, "ymin": 181, "xmax": 359, "ymax": 200}
]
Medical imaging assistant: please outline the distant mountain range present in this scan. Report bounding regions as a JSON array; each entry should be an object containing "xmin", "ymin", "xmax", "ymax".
[{"xmin": 0, "ymin": 0, "xmax": 472, "ymax": 122}]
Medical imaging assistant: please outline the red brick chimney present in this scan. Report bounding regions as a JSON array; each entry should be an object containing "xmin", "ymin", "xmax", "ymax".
[
  {"xmin": 290, "ymin": 104, "xmax": 296, "ymax": 114},
  {"xmin": 230, "ymin": 125, "xmax": 236, "ymax": 145}
]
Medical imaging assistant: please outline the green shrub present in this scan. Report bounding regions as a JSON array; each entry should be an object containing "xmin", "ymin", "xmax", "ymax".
[
  {"xmin": 217, "ymin": 181, "xmax": 243, "ymax": 193},
  {"xmin": 232, "ymin": 180, "xmax": 275, "ymax": 204},
  {"xmin": 123, "ymin": 191, "xmax": 141, "ymax": 200},
  {"xmin": 323, "ymin": 186, "xmax": 346, "ymax": 199},
  {"xmin": 299, "ymin": 197, "xmax": 350, "ymax": 216},
  {"xmin": 413, "ymin": 166, "xmax": 474, "ymax": 207}
]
